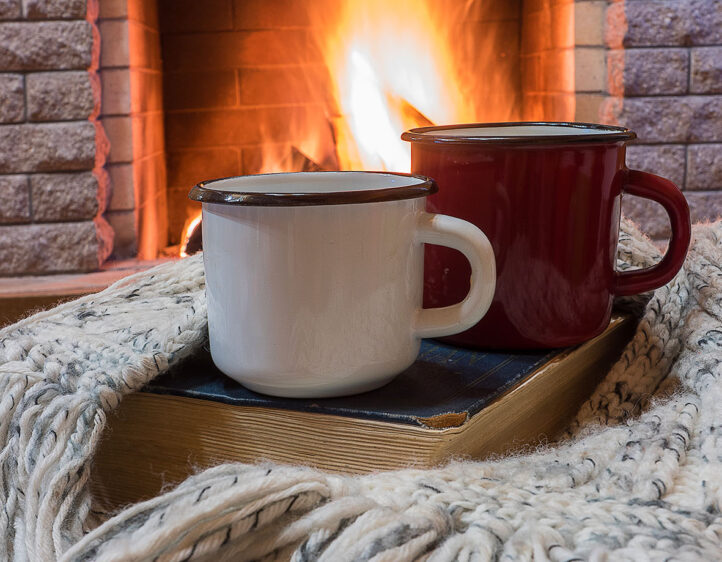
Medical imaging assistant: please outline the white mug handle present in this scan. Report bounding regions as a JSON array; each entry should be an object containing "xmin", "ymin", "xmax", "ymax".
[{"xmin": 414, "ymin": 212, "xmax": 496, "ymax": 339}]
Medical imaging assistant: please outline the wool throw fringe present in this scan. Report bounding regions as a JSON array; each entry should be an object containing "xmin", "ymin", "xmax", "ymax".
[{"xmin": 0, "ymin": 218, "xmax": 720, "ymax": 561}]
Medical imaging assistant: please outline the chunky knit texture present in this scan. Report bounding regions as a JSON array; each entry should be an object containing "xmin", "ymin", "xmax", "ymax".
[{"xmin": 0, "ymin": 218, "xmax": 721, "ymax": 561}]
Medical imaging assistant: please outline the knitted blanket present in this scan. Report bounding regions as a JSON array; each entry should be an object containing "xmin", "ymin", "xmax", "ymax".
[{"xmin": 1, "ymin": 218, "xmax": 720, "ymax": 562}]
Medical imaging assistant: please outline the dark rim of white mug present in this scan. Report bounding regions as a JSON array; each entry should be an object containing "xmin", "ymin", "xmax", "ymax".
[
  {"xmin": 401, "ymin": 121, "xmax": 637, "ymax": 145},
  {"xmin": 188, "ymin": 171, "xmax": 438, "ymax": 206}
]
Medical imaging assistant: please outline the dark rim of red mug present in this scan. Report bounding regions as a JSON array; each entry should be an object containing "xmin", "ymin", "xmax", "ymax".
[
  {"xmin": 188, "ymin": 171, "xmax": 438, "ymax": 206},
  {"xmin": 401, "ymin": 121, "xmax": 637, "ymax": 145}
]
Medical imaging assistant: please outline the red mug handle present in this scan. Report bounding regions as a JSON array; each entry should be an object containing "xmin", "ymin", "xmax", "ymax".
[{"xmin": 614, "ymin": 169, "xmax": 691, "ymax": 296}]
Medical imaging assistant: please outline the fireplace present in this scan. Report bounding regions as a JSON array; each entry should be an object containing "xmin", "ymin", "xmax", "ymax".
[
  {"xmin": 0, "ymin": 0, "xmax": 720, "ymax": 277},
  {"xmin": 95, "ymin": 0, "xmax": 580, "ymax": 261},
  {"xmin": 157, "ymin": 0, "xmax": 577, "ymax": 254}
]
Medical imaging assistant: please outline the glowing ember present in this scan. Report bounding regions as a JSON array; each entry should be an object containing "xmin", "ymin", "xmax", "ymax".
[{"xmin": 179, "ymin": 212, "xmax": 202, "ymax": 258}]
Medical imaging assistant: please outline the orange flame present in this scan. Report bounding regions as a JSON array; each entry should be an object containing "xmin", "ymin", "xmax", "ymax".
[
  {"xmin": 321, "ymin": 0, "xmax": 473, "ymax": 171},
  {"xmin": 179, "ymin": 212, "xmax": 202, "ymax": 258},
  {"xmin": 180, "ymin": 0, "xmax": 522, "ymax": 255}
]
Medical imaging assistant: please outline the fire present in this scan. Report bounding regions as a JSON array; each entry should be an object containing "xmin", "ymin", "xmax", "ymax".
[
  {"xmin": 180, "ymin": 0, "xmax": 517, "ymax": 256},
  {"xmin": 179, "ymin": 212, "xmax": 202, "ymax": 258},
  {"xmin": 321, "ymin": 0, "xmax": 472, "ymax": 171}
]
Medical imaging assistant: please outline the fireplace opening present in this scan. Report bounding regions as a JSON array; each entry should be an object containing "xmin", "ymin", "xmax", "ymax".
[
  {"xmin": 4, "ymin": 0, "xmax": 718, "ymax": 293},
  {"xmin": 151, "ymin": 0, "xmax": 574, "ymax": 257},
  {"xmin": 86, "ymin": 0, "xmax": 577, "ymax": 264}
]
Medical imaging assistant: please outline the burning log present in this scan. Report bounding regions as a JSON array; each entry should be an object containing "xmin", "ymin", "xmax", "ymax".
[
  {"xmin": 282, "ymin": 146, "xmax": 329, "ymax": 173},
  {"xmin": 386, "ymin": 93, "xmax": 435, "ymax": 129}
]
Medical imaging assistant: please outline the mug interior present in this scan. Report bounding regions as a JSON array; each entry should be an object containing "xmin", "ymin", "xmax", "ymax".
[
  {"xmin": 205, "ymin": 171, "xmax": 426, "ymax": 194},
  {"xmin": 401, "ymin": 122, "xmax": 636, "ymax": 145},
  {"xmin": 430, "ymin": 124, "xmax": 622, "ymax": 137},
  {"xmin": 189, "ymin": 171, "xmax": 437, "ymax": 206}
]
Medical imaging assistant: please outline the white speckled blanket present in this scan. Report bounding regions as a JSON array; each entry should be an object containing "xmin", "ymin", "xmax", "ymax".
[{"xmin": 0, "ymin": 217, "xmax": 720, "ymax": 561}]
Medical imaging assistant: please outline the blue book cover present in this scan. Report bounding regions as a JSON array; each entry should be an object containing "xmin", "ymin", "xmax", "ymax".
[{"xmin": 145, "ymin": 341, "xmax": 560, "ymax": 429}]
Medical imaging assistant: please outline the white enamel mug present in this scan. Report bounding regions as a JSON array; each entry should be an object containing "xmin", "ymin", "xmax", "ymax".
[{"xmin": 189, "ymin": 171, "xmax": 496, "ymax": 398}]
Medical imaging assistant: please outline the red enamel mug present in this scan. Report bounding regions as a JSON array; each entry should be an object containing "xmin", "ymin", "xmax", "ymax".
[{"xmin": 402, "ymin": 122, "xmax": 691, "ymax": 349}]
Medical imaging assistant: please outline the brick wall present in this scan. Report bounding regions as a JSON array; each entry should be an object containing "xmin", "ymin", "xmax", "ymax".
[
  {"xmin": 99, "ymin": 0, "xmax": 167, "ymax": 259},
  {"xmin": 0, "ymin": 0, "xmax": 112, "ymax": 275},
  {"xmin": 159, "ymin": 0, "xmax": 334, "ymax": 245},
  {"xmin": 522, "ymin": 0, "xmax": 576, "ymax": 120},
  {"xmin": 601, "ymin": 0, "xmax": 722, "ymax": 242},
  {"xmin": 574, "ymin": 0, "xmax": 607, "ymax": 121}
]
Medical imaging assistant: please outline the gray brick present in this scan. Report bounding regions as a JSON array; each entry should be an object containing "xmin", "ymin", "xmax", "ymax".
[
  {"xmin": 622, "ymin": 193, "xmax": 671, "ymax": 239},
  {"xmin": 0, "ymin": 0, "xmax": 20, "ymax": 19},
  {"xmin": 0, "ymin": 175, "xmax": 29, "ymax": 224},
  {"xmin": 30, "ymin": 172, "xmax": 99, "ymax": 221},
  {"xmin": 0, "ymin": 122, "xmax": 96, "ymax": 173},
  {"xmin": 691, "ymin": 47, "xmax": 722, "ymax": 94},
  {"xmin": 687, "ymin": 145, "xmax": 722, "ymax": 190},
  {"xmin": 622, "ymin": 48, "xmax": 689, "ymax": 96},
  {"xmin": 618, "ymin": 0, "xmax": 689, "ymax": 47},
  {"xmin": 626, "ymin": 145, "xmax": 686, "ymax": 188},
  {"xmin": 690, "ymin": 96, "xmax": 722, "ymax": 142},
  {"xmin": 687, "ymin": 191, "xmax": 722, "ymax": 225},
  {"xmin": 601, "ymin": 96, "xmax": 722, "ymax": 143},
  {"xmin": 0, "ymin": 73, "xmax": 23, "ymax": 123},
  {"xmin": 0, "ymin": 221, "xmax": 111, "ymax": 275},
  {"xmin": 0, "ymin": 21, "xmax": 92, "ymax": 71},
  {"xmin": 616, "ymin": 0, "xmax": 722, "ymax": 47},
  {"xmin": 27, "ymin": 71, "xmax": 95, "ymax": 122},
  {"xmin": 689, "ymin": 0, "xmax": 722, "ymax": 45},
  {"xmin": 22, "ymin": 0, "xmax": 86, "ymax": 19}
]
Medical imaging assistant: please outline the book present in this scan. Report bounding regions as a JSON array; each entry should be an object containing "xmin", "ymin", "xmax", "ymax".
[{"xmin": 91, "ymin": 314, "xmax": 635, "ymax": 509}]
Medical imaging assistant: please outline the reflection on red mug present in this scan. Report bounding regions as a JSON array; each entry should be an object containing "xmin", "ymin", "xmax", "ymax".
[{"xmin": 402, "ymin": 122, "xmax": 691, "ymax": 349}]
